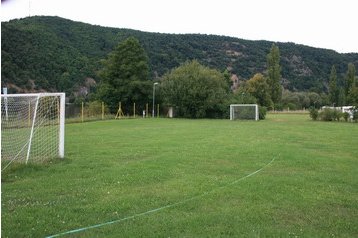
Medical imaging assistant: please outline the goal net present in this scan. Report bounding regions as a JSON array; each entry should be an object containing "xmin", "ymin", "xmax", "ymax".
[
  {"xmin": 230, "ymin": 104, "xmax": 259, "ymax": 121},
  {"xmin": 1, "ymin": 93, "xmax": 65, "ymax": 169}
]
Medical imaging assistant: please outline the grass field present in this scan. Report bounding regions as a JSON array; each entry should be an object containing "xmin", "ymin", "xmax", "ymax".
[{"xmin": 1, "ymin": 114, "xmax": 357, "ymax": 237}]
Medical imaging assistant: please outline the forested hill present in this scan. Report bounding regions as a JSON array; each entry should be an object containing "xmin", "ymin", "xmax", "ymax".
[{"xmin": 2, "ymin": 16, "xmax": 358, "ymax": 96}]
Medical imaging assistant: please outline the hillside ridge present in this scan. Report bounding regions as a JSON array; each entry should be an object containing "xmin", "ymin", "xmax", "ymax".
[{"xmin": 2, "ymin": 16, "xmax": 358, "ymax": 96}]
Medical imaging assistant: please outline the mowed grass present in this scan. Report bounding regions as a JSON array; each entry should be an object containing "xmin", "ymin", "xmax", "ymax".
[{"xmin": 1, "ymin": 114, "xmax": 357, "ymax": 237}]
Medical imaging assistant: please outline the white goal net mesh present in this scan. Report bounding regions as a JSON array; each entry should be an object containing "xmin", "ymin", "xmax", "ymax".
[
  {"xmin": 1, "ymin": 93, "xmax": 65, "ymax": 169},
  {"xmin": 230, "ymin": 104, "xmax": 259, "ymax": 121}
]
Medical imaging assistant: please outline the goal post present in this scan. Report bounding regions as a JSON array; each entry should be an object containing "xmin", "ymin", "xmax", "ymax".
[
  {"xmin": 230, "ymin": 104, "xmax": 259, "ymax": 121},
  {"xmin": 1, "ymin": 93, "xmax": 65, "ymax": 167}
]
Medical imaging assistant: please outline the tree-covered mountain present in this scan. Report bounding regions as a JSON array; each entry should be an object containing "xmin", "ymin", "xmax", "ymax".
[{"xmin": 2, "ymin": 16, "xmax": 358, "ymax": 97}]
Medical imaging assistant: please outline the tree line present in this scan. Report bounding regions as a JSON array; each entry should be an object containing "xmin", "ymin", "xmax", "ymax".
[{"xmin": 94, "ymin": 37, "xmax": 357, "ymax": 119}]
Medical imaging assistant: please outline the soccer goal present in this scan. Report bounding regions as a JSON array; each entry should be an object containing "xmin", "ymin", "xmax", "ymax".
[
  {"xmin": 1, "ymin": 93, "xmax": 65, "ymax": 168},
  {"xmin": 230, "ymin": 104, "xmax": 259, "ymax": 121}
]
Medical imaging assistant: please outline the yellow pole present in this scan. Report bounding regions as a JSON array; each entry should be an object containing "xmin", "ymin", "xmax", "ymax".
[
  {"xmin": 119, "ymin": 102, "xmax": 122, "ymax": 117},
  {"xmin": 115, "ymin": 102, "xmax": 122, "ymax": 119},
  {"xmin": 102, "ymin": 101, "xmax": 104, "ymax": 120},
  {"xmin": 133, "ymin": 102, "xmax": 136, "ymax": 118},
  {"xmin": 81, "ymin": 102, "xmax": 84, "ymax": 123},
  {"xmin": 157, "ymin": 104, "xmax": 160, "ymax": 118}
]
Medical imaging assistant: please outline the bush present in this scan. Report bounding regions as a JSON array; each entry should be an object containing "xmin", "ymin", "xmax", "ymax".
[
  {"xmin": 332, "ymin": 110, "xmax": 338, "ymax": 121},
  {"xmin": 287, "ymin": 103, "xmax": 298, "ymax": 111},
  {"xmin": 333, "ymin": 110, "xmax": 343, "ymax": 121},
  {"xmin": 309, "ymin": 108, "xmax": 319, "ymax": 121},
  {"xmin": 319, "ymin": 108, "xmax": 334, "ymax": 121},
  {"xmin": 311, "ymin": 107, "xmax": 356, "ymax": 123},
  {"xmin": 259, "ymin": 106, "xmax": 267, "ymax": 120},
  {"xmin": 353, "ymin": 108, "xmax": 358, "ymax": 122},
  {"xmin": 343, "ymin": 112, "xmax": 350, "ymax": 122}
]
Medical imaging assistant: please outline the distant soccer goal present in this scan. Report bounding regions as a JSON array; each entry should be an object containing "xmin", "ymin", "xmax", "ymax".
[
  {"xmin": 230, "ymin": 104, "xmax": 259, "ymax": 121},
  {"xmin": 1, "ymin": 93, "xmax": 65, "ymax": 168}
]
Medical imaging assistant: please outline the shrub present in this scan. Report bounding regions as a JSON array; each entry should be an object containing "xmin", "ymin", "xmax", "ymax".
[
  {"xmin": 309, "ymin": 108, "xmax": 319, "ymax": 121},
  {"xmin": 331, "ymin": 110, "xmax": 343, "ymax": 121},
  {"xmin": 259, "ymin": 106, "xmax": 267, "ymax": 120},
  {"xmin": 337, "ymin": 111, "xmax": 343, "ymax": 121},
  {"xmin": 353, "ymin": 108, "xmax": 358, "ymax": 122},
  {"xmin": 319, "ymin": 108, "xmax": 334, "ymax": 121},
  {"xmin": 287, "ymin": 103, "xmax": 297, "ymax": 111},
  {"xmin": 343, "ymin": 112, "xmax": 350, "ymax": 122}
]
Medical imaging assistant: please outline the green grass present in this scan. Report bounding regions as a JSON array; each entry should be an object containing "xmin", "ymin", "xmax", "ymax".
[{"xmin": 2, "ymin": 114, "xmax": 357, "ymax": 237}]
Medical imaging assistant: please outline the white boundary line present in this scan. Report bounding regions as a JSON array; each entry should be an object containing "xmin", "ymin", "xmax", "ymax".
[{"xmin": 46, "ymin": 156, "xmax": 276, "ymax": 238}]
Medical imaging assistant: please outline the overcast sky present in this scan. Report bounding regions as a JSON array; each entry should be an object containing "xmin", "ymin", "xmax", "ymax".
[{"xmin": 1, "ymin": 0, "xmax": 357, "ymax": 53}]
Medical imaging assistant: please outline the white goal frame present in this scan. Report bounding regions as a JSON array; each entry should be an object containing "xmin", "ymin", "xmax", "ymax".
[
  {"xmin": 1, "ymin": 93, "xmax": 65, "ymax": 165},
  {"xmin": 230, "ymin": 104, "xmax": 259, "ymax": 121}
]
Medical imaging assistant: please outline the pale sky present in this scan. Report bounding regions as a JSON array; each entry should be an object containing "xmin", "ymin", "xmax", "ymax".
[{"xmin": 1, "ymin": 0, "xmax": 357, "ymax": 53}]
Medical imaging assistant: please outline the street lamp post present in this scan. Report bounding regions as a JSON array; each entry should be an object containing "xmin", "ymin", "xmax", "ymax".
[{"xmin": 152, "ymin": 82, "xmax": 159, "ymax": 118}]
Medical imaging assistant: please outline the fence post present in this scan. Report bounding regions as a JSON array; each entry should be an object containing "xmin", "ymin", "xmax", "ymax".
[
  {"xmin": 146, "ymin": 103, "xmax": 148, "ymax": 118},
  {"xmin": 102, "ymin": 101, "xmax": 104, "ymax": 120},
  {"xmin": 115, "ymin": 102, "xmax": 124, "ymax": 119},
  {"xmin": 81, "ymin": 102, "xmax": 84, "ymax": 122},
  {"xmin": 133, "ymin": 102, "xmax": 136, "ymax": 118}
]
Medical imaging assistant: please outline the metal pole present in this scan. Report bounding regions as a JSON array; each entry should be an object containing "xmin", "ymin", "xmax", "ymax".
[
  {"xmin": 102, "ymin": 101, "xmax": 104, "ymax": 120},
  {"xmin": 81, "ymin": 102, "xmax": 84, "ymax": 123},
  {"xmin": 26, "ymin": 94, "xmax": 40, "ymax": 164},
  {"xmin": 59, "ymin": 93, "xmax": 65, "ymax": 158},
  {"xmin": 152, "ymin": 82, "xmax": 158, "ymax": 118},
  {"xmin": 28, "ymin": 101, "xmax": 31, "ymax": 127},
  {"xmin": 3, "ymin": 87, "xmax": 8, "ymax": 120}
]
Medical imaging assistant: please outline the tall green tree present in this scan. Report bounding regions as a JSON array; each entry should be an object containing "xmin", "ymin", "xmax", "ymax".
[
  {"xmin": 161, "ymin": 60, "xmax": 229, "ymax": 118},
  {"xmin": 328, "ymin": 65, "xmax": 339, "ymax": 105},
  {"xmin": 345, "ymin": 63, "xmax": 356, "ymax": 97},
  {"xmin": 97, "ymin": 37, "xmax": 151, "ymax": 113},
  {"xmin": 245, "ymin": 73, "xmax": 273, "ymax": 108},
  {"xmin": 266, "ymin": 43, "xmax": 282, "ymax": 105},
  {"xmin": 347, "ymin": 86, "xmax": 358, "ymax": 106},
  {"xmin": 338, "ymin": 88, "xmax": 346, "ymax": 107},
  {"xmin": 346, "ymin": 63, "xmax": 357, "ymax": 105},
  {"xmin": 223, "ymin": 69, "xmax": 232, "ymax": 90}
]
